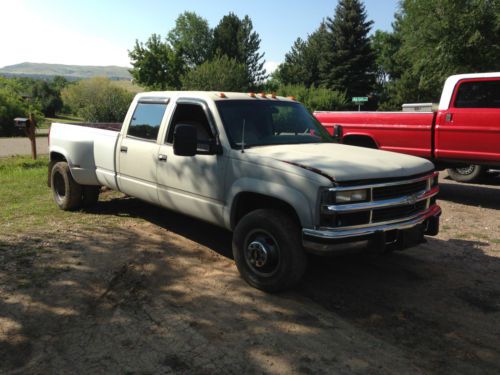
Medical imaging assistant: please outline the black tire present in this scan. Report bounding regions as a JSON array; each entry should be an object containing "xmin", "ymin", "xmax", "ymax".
[
  {"xmin": 447, "ymin": 165, "xmax": 486, "ymax": 183},
  {"xmin": 50, "ymin": 161, "xmax": 82, "ymax": 211},
  {"xmin": 232, "ymin": 209, "xmax": 307, "ymax": 292},
  {"xmin": 82, "ymin": 186, "xmax": 100, "ymax": 207}
]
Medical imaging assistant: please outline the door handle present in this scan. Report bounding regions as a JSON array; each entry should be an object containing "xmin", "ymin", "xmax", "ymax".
[
  {"xmin": 445, "ymin": 113, "xmax": 453, "ymax": 122},
  {"xmin": 120, "ymin": 146, "xmax": 128, "ymax": 153},
  {"xmin": 158, "ymin": 154, "xmax": 167, "ymax": 162}
]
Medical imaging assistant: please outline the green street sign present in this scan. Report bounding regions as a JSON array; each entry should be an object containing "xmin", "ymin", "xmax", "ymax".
[{"xmin": 352, "ymin": 97, "xmax": 368, "ymax": 102}]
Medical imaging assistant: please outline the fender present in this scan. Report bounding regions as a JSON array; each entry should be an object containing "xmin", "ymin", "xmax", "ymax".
[{"xmin": 224, "ymin": 177, "xmax": 315, "ymax": 230}]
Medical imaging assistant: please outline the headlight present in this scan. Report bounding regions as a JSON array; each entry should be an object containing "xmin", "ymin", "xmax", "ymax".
[{"xmin": 335, "ymin": 189, "xmax": 369, "ymax": 203}]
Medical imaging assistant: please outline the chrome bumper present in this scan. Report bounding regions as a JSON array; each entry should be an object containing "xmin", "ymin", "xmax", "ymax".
[{"xmin": 303, "ymin": 204, "xmax": 441, "ymax": 254}]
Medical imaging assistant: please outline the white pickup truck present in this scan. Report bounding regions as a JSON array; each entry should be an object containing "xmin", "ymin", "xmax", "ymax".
[{"xmin": 48, "ymin": 91, "xmax": 441, "ymax": 291}]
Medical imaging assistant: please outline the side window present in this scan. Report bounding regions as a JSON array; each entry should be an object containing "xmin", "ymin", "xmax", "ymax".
[
  {"xmin": 454, "ymin": 80, "xmax": 500, "ymax": 109},
  {"xmin": 166, "ymin": 103, "xmax": 214, "ymax": 152},
  {"xmin": 127, "ymin": 102, "xmax": 167, "ymax": 141}
]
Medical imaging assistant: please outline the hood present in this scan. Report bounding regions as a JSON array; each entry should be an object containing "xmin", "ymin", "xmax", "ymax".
[{"xmin": 245, "ymin": 143, "xmax": 434, "ymax": 182}]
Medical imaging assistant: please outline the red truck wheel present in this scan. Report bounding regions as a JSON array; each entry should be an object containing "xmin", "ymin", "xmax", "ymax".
[{"xmin": 447, "ymin": 165, "xmax": 486, "ymax": 183}]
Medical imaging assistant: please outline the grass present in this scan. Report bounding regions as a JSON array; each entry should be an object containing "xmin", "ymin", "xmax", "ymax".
[{"xmin": 0, "ymin": 155, "xmax": 124, "ymax": 235}]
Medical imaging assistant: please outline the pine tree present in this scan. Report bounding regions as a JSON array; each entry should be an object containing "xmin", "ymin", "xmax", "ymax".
[
  {"xmin": 277, "ymin": 23, "xmax": 329, "ymax": 87},
  {"xmin": 320, "ymin": 0, "xmax": 376, "ymax": 98},
  {"xmin": 213, "ymin": 13, "xmax": 267, "ymax": 89}
]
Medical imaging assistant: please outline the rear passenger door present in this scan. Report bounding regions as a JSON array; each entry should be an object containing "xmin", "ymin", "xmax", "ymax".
[
  {"xmin": 117, "ymin": 98, "xmax": 169, "ymax": 204},
  {"xmin": 436, "ymin": 79, "xmax": 500, "ymax": 163}
]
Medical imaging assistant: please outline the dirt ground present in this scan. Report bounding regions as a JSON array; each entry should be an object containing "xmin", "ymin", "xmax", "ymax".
[{"xmin": 1, "ymin": 172, "xmax": 499, "ymax": 374}]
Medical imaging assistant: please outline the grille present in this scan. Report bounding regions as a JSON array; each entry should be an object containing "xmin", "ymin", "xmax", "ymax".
[
  {"xmin": 373, "ymin": 180, "xmax": 427, "ymax": 200},
  {"xmin": 372, "ymin": 201, "xmax": 427, "ymax": 223}
]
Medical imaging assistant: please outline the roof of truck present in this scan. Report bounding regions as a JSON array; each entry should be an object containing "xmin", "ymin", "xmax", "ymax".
[
  {"xmin": 439, "ymin": 72, "xmax": 500, "ymax": 110},
  {"xmin": 134, "ymin": 91, "xmax": 297, "ymax": 102}
]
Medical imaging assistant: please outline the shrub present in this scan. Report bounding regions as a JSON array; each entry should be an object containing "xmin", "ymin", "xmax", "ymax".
[
  {"xmin": 62, "ymin": 77, "xmax": 133, "ymax": 122},
  {"xmin": 275, "ymin": 85, "xmax": 348, "ymax": 112}
]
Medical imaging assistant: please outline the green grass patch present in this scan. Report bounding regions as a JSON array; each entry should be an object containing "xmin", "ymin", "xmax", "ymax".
[{"xmin": 0, "ymin": 155, "xmax": 124, "ymax": 234}]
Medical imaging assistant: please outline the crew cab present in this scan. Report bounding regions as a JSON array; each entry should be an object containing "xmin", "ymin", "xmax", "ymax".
[
  {"xmin": 315, "ymin": 73, "xmax": 500, "ymax": 182},
  {"xmin": 48, "ymin": 92, "xmax": 441, "ymax": 291}
]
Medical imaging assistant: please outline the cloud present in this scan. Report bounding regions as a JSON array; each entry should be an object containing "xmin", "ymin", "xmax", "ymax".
[
  {"xmin": 0, "ymin": 1, "xmax": 130, "ymax": 68},
  {"xmin": 264, "ymin": 61, "xmax": 280, "ymax": 75}
]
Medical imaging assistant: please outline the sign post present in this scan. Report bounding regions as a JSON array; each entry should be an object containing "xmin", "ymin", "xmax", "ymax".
[{"xmin": 352, "ymin": 97, "xmax": 368, "ymax": 111}]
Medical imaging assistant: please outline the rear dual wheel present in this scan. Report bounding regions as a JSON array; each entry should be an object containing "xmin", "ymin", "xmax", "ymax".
[{"xmin": 51, "ymin": 161, "xmax": 100, "ymax": 210}]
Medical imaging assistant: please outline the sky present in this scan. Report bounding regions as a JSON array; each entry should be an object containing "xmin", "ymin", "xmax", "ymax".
[{"xmin": 0, "ymin": 0, "xmax": 399, "ymax": 74}]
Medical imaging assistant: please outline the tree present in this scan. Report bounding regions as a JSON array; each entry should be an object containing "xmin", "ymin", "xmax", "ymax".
[
  {"xmin": 320, "ymin": 0, "xmax": 376, "ymax": 98},
  {"xmin": 30, "ymin": 80, "xmax": 63, "ymax": 117},
  {"xmin": 275, "ymin": 85, "xmax": 348, "ymax": 112},
  {"xmin": 383, "ymin": 0, "xmax": 500, "ymax": 105},
  {"xmin": 167, "ymin": 12, "xmax": 213, "ymax": 68},
  {"xmin": 276, "ymin": 23, "xmax": 329, "ymax": 87},
  {"xmin": 181, "ymin": 55, "xmax": 248, "ymax": 91},
  {"xmin": 61, "ymin": 77, "xmax": 133, "ymax": 122},
  {"xmin": 213, "ymin": 13, "xmax": 267, "ymax": 89},
  {"xmin": 129, "ymin": 34, "xmax": 183, "ymax": 89}
]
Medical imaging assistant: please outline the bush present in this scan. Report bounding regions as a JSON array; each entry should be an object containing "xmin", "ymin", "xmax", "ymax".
[
  {"xmin": 181, "ymin": 55, "xmax": 248, "ymax": 91},
  {"xmin": 0, "ymin": 77, "xmax": 44, "ymax": 137},
  {"xmin": 62, "ymin": 77, "xmax": 133, "ymax": 122},
  {"xmin": 275, "ymin": 85, "xmax": 348, "ymax": 112}
]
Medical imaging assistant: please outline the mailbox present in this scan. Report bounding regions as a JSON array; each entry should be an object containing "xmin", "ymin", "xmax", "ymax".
[{"xmin": 14, "ymin": 117, "xmax": 29, "ymax": 129}]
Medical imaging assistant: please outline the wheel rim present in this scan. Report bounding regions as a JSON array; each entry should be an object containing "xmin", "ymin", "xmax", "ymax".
[
  {"xmin": 455, "ymin": 165, "xmax": 475, "ymax": 175},
  {"xmin": 53, "ymin": 171, "xmax": 66, "ymax": 204},
  {"xmin": 244, "ymin": 230, "xmax": 281, "ymax": 277}
]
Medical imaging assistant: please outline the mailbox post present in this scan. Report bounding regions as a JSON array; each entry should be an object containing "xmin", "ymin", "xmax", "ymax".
[{"xmin": 14, "ymin": 115, "xmax": 37, "ymax": 160}]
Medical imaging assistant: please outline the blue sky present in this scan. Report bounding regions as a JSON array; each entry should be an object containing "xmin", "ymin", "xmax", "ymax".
[{"xmin": 1, "ymin": 0, "xmax": 399, "ymax": 72}]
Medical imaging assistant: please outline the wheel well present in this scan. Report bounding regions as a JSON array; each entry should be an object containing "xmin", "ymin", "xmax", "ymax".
[
  {"xmin": 48, "ymin": 152, "xmax": 67, "ymax": 187},
  {"xmin": 343, "ymin": 135, "xmax": 378, "ymax": 149},
  {"xmin": 231, "ymin": 193, "xmax": 301, "ymax": 229}
]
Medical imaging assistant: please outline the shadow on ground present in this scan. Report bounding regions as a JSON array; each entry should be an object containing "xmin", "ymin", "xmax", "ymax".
[{"xmin": 1, "ymin": 194, "xmax": 500, "ymax": 374}]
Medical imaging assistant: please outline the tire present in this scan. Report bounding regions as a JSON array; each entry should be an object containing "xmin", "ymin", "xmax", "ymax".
[
  {"xmin": 50, "ymin": 161, "xmax": 82, "ymax": 211},
  {"xmin": 447, "ymin": 165, "xmax": 486, "ymax": 183},
  {"xmin": 82, "ymin": 186, "xmax": 100, "ymax": 207},
  {"xmin": 232, "ymin": 209, "xmax": 307, "ymax": 292}
]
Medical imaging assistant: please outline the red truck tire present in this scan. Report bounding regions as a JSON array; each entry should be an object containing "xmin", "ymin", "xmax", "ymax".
[{"xmin": 447, "ymin": 165, "xmax": 486, "ymax": 183}]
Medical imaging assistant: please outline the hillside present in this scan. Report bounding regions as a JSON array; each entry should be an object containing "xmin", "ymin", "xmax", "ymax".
[{"xmin": 0, "ymin": 62, "xmax": 132, "ymax": 80}]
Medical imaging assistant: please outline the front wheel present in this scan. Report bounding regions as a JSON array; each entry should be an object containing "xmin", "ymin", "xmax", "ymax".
[
  {"xmin": 447, "ymin": 165, "xmax": 486, "ymax": 183},
  {"xmin": 232, "ymin": 209, "xmax": 307, "ymax": 292}
]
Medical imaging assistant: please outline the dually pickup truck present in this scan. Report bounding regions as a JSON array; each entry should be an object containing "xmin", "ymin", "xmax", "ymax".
[
  {"xmin": 315, "ymin": 73, "xmax": 500, "ymax": 182},
  {"xmin": 48, "ymin": 91, "xmax": 441, "ymax": 291}
]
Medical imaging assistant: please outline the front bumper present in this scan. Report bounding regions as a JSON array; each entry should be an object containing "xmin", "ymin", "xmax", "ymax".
[{"xmin": 303, "ymin": 204, "xmax": 441, "ymax": 254}]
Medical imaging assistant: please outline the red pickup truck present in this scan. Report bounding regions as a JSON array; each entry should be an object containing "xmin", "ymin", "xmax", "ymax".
[{"xmin": 314, "ymin": 73, "xmax": 500, "ymax": 182}]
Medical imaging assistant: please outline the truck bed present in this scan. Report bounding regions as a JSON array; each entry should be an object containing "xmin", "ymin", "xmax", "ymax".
[
  {"xmin": 49, "ymin": 122, "xmax": 122, "ymax": 188},
  {"xmin": 314, "ymin": 111, "xmax": 436, "ymax": 158}
]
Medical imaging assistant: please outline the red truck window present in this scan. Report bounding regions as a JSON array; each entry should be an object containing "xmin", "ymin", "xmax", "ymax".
[{"xmin": 454, "ymin": 80, "xmax": 500, "ymax": 109}]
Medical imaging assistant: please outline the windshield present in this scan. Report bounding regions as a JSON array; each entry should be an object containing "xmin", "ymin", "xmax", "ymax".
[{"xmin": 215, "ymin": 100, "xmax": 335, "ymax": 149}]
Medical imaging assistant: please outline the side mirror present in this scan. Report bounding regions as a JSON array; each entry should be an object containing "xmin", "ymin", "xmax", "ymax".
[{"xmin": 173, "ymin": 124, "xmax": 197, "ymax": 156}]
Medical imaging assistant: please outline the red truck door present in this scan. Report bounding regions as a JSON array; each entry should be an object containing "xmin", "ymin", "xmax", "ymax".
[{"xmin": 435, "ymin": 78, "xmax": 500, "ymax": 163}]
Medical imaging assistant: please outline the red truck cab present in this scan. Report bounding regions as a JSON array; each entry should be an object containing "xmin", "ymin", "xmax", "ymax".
[{"xmin": 314, "ymin": 73, "xmax": 500, "ymax": 182}]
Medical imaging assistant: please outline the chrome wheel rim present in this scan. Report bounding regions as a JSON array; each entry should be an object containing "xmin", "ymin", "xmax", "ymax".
[
  {"xmin": 53, "ymin": 171, "xmax": 66, "ymax": 204},
  {"xmin": 244, "ymin": 230, "xmax": 281, "ymax": 277},
  {"xmin": 455, "ymin": 165, "xmax": 475, "ymax": 175}
]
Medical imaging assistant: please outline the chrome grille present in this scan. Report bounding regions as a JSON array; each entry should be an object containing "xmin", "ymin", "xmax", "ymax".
[{"xmin": 320, "ymin": 172, "xmax": 439, "ymax": 229}]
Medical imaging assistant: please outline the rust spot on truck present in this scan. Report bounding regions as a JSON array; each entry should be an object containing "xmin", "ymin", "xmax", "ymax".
[{"xmin": 280, "ymin": 160, "xmax": 335, "ymax": 182}]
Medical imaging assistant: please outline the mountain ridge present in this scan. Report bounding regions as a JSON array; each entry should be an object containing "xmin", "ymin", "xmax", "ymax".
[{"xmin": 0, "ymin": 62, "xmax": 132, "ymax": 80}]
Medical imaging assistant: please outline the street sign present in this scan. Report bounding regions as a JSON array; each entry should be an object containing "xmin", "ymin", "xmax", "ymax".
[{"xmin": 352, "ymin": 97, "xmax": 368, "ymax": 102}]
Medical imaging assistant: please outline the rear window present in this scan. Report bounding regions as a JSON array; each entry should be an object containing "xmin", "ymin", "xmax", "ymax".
[
  {"xmin": 454, "ymin": 80, "xmax": 500, "ymax": 108},
  {"xmin": 127, "ymin": 102, "xmax": 167, "ymax": 140}
]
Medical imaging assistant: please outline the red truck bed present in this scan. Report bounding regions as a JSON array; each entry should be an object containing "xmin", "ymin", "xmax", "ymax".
[{"xmin": 315, "ymin": 111, "xmax": 436, "ymax": 159}]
